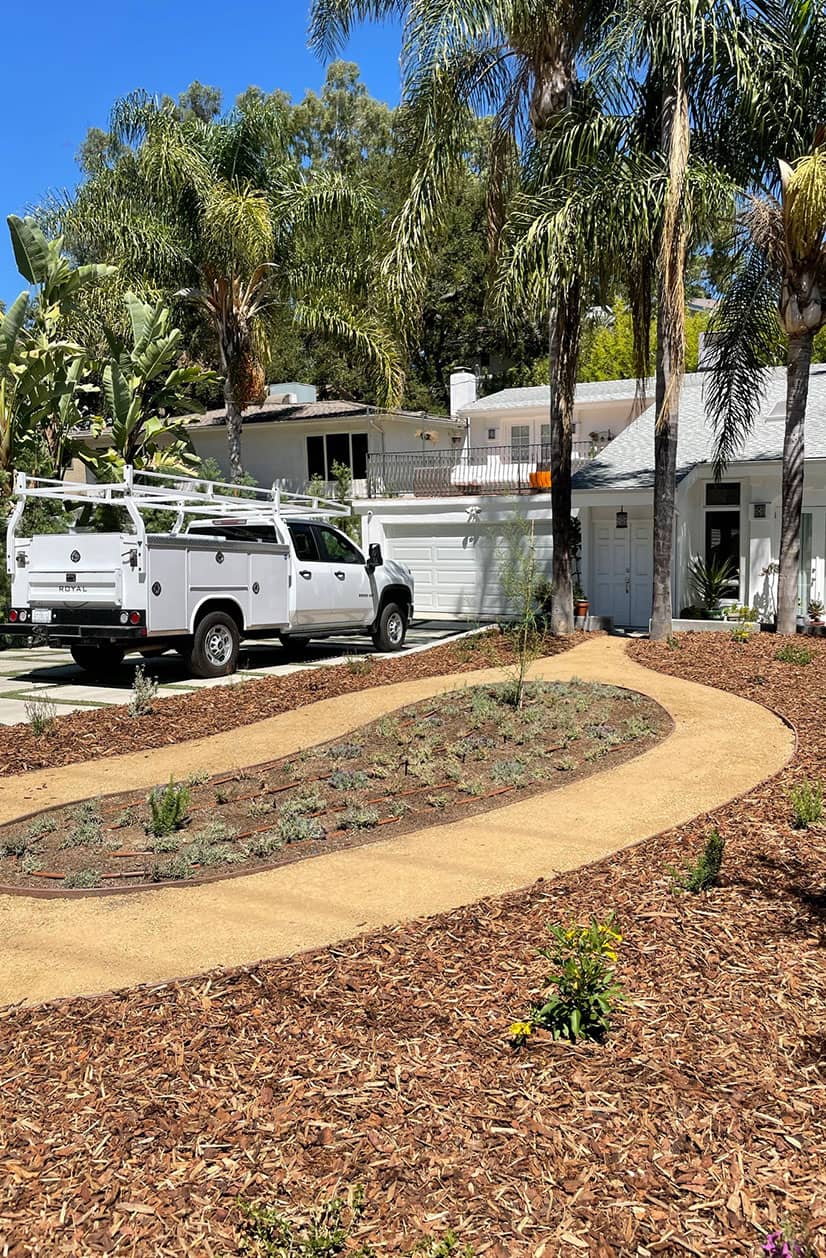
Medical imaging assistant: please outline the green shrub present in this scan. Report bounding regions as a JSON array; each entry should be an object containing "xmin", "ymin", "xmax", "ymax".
[
  {"xmin": 789, "ymin": 779, "xmax": 824, "ymax": 829},
  {"xmin": 128, "ymin": 664, "xmax": 159, "ymax": 717},
  {"xmin": 1, "ymin": 835, "xmax": 32, "ymax": 858},
  {"xmin": 237, "ymin": 1188, "xmax": 473, "ymax": 1258},
  {"xmin": 327, "ymin": 741, "xmax": 362, "ymax": 760},
  {"xmin": 247, "ymin": 797, "xmax": 274, "ymax": 819},
  {"xmin": 511, "ymin": 916, "xmax": 624, "ymax": 1045},
  {"xmin": 338, "ymin": 805, "xmax": 379, "ymax": 831},
  {"xmin": 28, "ymin": 813, "xmax": 58, "ymax": 839},
  {"xmin": 21, "ymin": 853, "xmax": 43, "ymax": 874},
  {"xmin": 59, "ymin": 801, "xmax": 103, "ymax": 849},
  {"xmin": 729, "ymin": 625, "xmax": 752, "ymax": 644},
  {"xmin": 666, "ymin": 634, "xmax": 682, "ymax": 650},
  {"xmin": 147, "ymin": 778, "xmax": 191, "ymax": 837},
  {"xmin": 185, "ymin": 768, "xmax": 211, "ymax": 786},
  {"xmin": 25, "ymin": 697, "xmax": 57, "ymax": 735},
  {"xmin": 278, "ymin": 814, "xmax": 326, "ymax": 844},
  {"xmin": 280, "ymin": 786, "xmax": 326, "ymax": 818},
  {"xmin": 328, "ymin": 769, "xmax": 369, "ymax": 791},
  {"xmin": 244, "ymin": 831, "xmax": 283, "ymax": 859},
  {"xmin": 679, "ymin": 829, "xmax": 725, "ymax": 892},
  {"xmin": 344, "ymin": 654, "xmax": 373, "ymax": 676},
  {"xmin": 775, "ymin": 642, "xmax": 813, "ymax": 665},
  {"xmin": 64, "ymin": 867, "xmax": 102, "ymax": 889}
]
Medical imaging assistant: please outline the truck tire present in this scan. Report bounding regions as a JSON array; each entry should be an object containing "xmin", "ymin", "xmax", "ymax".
[
  {"xmin": 70, "ymin": 643, "xmax": 126, "ymax": 676},
  {"xmin": 186, "ymin": 611, "xmax": 240, "ymax": 678},
  {"xmin": 371, "ymin": 602, "xmax": 407, "ymax": 652}
]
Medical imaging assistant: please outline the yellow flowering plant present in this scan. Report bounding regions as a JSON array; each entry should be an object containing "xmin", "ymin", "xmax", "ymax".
[{"xmin": 527, "ymin": 915, "xmax": 624, "ymax": 1043}]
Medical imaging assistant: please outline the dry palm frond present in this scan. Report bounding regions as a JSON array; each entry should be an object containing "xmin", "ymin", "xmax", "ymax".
[{"xmin": 743, "ymin": 194, "xmax": 785, "ymax": 270}]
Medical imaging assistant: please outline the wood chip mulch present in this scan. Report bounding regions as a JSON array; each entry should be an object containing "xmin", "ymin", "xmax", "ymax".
[
  {"xmin": 0, "ymin": 631, "xmax": 577, "ymax": 779},
  {"xmin": 1, "ymin": 631, "xmax": 825, "ymax": 1256}
]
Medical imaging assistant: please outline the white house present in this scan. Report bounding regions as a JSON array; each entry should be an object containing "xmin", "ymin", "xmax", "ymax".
[{"xmin": 355, "ymin": 365, "xmax": 826, "ymax": 626}]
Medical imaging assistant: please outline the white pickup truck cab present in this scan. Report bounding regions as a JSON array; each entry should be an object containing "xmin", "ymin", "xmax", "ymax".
[{"xmin": 3, "ymin": 469, "xmax": 414, "ymax": 678}]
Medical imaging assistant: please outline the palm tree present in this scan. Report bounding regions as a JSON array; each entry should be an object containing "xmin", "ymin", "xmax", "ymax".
[
  {"xmin": 309, "ymin": 0, "xmax": 612, "ymax": 635},
  {"xmin": 703, "ymin": 0, "xmax": 826, "ymax": 636},
  {"xmin": 706, "ymin": 154, "xmax": 826, "ymax": 633},
  {"xmin": 594, "ymin": 0, "xmax": 749, "ymax": 639},
  {"xmin": 50, "ymin": 92, "xmax": 403, "ymax": 479}
]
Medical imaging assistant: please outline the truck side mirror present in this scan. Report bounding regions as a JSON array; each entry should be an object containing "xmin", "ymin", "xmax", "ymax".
[{"xmin": 367, "ymin": 542, "xmax": 383, "ymax": 569}]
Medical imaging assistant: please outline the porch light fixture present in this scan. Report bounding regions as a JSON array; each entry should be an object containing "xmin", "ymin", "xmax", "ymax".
[{"xmin": 616, "ymin": 506, "xmax": 628, "ymax": 529}]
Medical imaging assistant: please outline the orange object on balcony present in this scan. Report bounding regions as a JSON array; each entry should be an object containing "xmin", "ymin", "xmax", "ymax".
[{"xmin": 529, "ymin": 470, "xmax": 551, "ymax": 490}]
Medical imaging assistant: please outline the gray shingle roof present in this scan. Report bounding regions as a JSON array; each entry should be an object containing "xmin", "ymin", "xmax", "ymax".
[
  {"xmin": 461, "ymin": 373, "xmax": 708, "ymax": 413},
  {"xmin": 189, "ymin": 398, "xmax": 370, "ymax": 428},
  {"xmin": 572, "ymin": 365, "xmax": 826, "ymax": 492}
]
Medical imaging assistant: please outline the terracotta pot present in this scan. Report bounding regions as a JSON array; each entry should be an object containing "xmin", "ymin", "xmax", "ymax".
[{"xmin": 574, "ymin": 599, "xmax": 589, "ymax": 618}]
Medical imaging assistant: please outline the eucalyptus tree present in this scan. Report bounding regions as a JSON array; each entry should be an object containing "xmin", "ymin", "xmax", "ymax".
[
  {"xmin": 309, "ymin": 0, "xmax": 613, "ymax": 635},
  {"xmin": 52, "ymin": 90, "xmax": 403, "ymax": 478},
  {"xmin": 704, "ymin": 0, "xmax": 826, "ymax": 635}
]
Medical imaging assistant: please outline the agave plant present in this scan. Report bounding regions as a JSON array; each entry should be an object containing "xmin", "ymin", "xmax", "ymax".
[{"xmin": 688, "ymin": 554, "xmax": 738, "ymax": 611}]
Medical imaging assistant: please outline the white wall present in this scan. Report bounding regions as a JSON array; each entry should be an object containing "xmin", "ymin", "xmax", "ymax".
[
  {"xmin": 463, "ymin": 397, "xmax": 645, "ymax": 455},
  {"xmin": 189, "ymin": 418, "xmax": 455, "ymax": 493}
]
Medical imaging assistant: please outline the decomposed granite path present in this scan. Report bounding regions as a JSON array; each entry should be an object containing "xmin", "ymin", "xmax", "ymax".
[{"xmin": 0, "ymin": 636, "xmax": 794, "ymax": 1008}]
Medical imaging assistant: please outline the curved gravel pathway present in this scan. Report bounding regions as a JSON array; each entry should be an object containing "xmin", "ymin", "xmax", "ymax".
[{"xmin": 0, "ymin": 635, "xmax": 793, "ymax": 1007}]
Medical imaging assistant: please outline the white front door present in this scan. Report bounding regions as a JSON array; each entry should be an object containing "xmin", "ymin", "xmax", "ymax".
[{"xmin": 591, "ymin": 520, "xmax": 653, "ymax": 627}]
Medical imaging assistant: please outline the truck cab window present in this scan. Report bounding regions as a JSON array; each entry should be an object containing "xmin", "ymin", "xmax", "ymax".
[
  {"xmin": 287, "ymin": 522, "xmax": 319, "ymax": 562},
  {"xmin": 314, "ymin": 526, "xmax": 363, "ymax": 565}
]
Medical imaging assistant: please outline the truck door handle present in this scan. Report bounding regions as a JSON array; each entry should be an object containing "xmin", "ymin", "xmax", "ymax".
[
  {"xmin": 299, "ymin": 570, "xmax": 312, "ymax": 580},
  {"xmin": 334, "ymin": 571, "xmax": 346, "ymax": 580}
]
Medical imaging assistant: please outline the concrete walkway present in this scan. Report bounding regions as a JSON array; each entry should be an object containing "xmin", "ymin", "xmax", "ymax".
[{"xmin": 0, "ymin": 636, "xmax": 793, "ymax": 1007}]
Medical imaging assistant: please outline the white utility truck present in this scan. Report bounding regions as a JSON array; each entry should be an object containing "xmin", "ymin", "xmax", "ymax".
[{"xmin": 3, "ymin": 468, "xmax": 414, "ymax": 678}]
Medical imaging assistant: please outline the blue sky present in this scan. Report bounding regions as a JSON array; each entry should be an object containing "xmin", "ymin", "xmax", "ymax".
[{"xmin": 0, "ymin": 0, "xmax": 402, "ymax": 303}]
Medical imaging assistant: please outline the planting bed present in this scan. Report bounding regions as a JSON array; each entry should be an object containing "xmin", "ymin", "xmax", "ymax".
[
  {"xmin": 1, "ymin": 635, "xmax": 823, "ymax": 1256},
  {"xmin": 0, "ymin": 629, "xmax": 579, "ymax": 778},
  {"xmin": 0, "ymin": 679, "xmax": 669, "ymax": 892}
]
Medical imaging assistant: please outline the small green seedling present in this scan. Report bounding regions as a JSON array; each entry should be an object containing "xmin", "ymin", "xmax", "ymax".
[
  {"xmin": 678, "ymin": 829, "xmax": 725, "ymax": 893},
  {"xmin": 789, "ymin": 779, "xmax": 824, "ymax": 829},
  {"xmin": 147, "ymin": 777, "xmax": 191, "ymax": 837}
]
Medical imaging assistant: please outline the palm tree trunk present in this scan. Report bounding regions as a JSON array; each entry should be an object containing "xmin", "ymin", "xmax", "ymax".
[
  {"xmin": 777, "ymin": 331, "xmax": 813, "ymax": 635},
  {"xmin": 224, "ymin": 375, "xmax": 244, "ymax": 481},
  {"xmin": 549, "ymin": 281, "xmax": 582, "ymax": 636},
  {"xmin": 650, "ymin": 61, "xmax": 689, "ymax": 641}
]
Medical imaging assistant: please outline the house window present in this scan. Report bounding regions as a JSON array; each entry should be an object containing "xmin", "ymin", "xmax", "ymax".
[
  {"xmin": 510, "ymin": 425, "xmax": 530, "ymax": 462},
  {"xmin": 305, "ymin": 432, "xmax": 369, "ymax": 481},
  {"xmin": 487, "ymin": 427, "xmax": 497, "ymax": 441},
  {"xmin": 540, "ymin": 423, "xmax": 551, "ymax": 461},
  {"xmin": 706, "ymin": 482, "xmax": 740, "ymax": 506}
]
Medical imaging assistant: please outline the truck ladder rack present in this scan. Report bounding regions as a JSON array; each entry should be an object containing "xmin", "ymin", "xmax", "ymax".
[{"xmin": 6, "ymin": 467, "xmax": 350, "ymax": 575}]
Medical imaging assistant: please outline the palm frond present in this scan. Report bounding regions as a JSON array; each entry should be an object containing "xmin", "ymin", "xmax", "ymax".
[
  {"xmin": 293, "ymin": 298, "xmax": 404, "ymax": 408},
  {"xmin": 704, "ymin": 244, "xmax": 783, "ymax": 472}
]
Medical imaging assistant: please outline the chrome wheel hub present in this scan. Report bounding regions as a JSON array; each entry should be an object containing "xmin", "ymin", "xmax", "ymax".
[{"xmin": 205, "ymin": 624, "xmax": 233, "ymax": 666}]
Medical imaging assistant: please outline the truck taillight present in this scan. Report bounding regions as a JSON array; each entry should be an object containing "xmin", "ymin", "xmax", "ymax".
[
  {"xmin": 129, "ymin": 612, "xmax": 140, "ymax": 625},
  {"xmin": 8, "ymin": 610, "xmax": 17, "ymax": 622}
]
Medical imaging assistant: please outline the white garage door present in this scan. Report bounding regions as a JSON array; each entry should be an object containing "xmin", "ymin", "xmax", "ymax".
[{"xmin": 385, "ymin": 521, "xmax": 553, "ymax": 619}]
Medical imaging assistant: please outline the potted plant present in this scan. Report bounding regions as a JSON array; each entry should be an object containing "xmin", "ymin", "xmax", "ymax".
[
  {"xmin": 688, "ymin": 554, "xmax": 737, "ymax": 619},
  {"xmin": 573, "ymin": 585, "xmax": 589, "ymax": 619},
  {"xmin": 808, "ymin": 597, "xmax": 824, "ymax": 625}
]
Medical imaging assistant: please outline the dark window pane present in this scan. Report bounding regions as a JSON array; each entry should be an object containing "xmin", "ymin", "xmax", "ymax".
[
  {"xmin": 306, "ymin": 435, "xmax": 325, "ymax": 480},
  {"xmin": 351, "ymin": 432, "xmax": 368, "ymax": 479},
  {"xmin": 705, "ymin": 510, "xmax": 740, "ymax": 587},
  {"xmin": 326, "ymin": 432, "xmax": 350, "ymax": 475},
  {"xmin": 288, "ymin": 521, "xmax": 319, "ymax": 562},
  {"xmin": 706, "ymin": 482, "xmax": 740, "ymax": 506},
  {"xmin": 315, "ymin": 525, "xmax": 363, "ymax": 564}
]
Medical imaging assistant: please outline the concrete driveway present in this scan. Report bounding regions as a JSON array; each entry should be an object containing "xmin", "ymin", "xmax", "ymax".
[{"xmin": 0, "ymin": 620, "xmax": 473, "ymax": 726}]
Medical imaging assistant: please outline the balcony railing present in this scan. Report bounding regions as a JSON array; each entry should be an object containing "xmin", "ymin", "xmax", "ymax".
[{"xmin": 365, "ymin": 437, "xmax": 612, "ymax": 499}]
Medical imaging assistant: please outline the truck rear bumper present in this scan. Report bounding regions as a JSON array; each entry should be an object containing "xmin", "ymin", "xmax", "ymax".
[{"xmin": 0, "ymin": 623, "xmax": 150, "ymax": 644}]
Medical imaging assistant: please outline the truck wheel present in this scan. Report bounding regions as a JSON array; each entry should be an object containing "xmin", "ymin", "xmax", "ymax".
[
  {"xmin": 187, "ymin": 611, "xmax": 240, "ymax": 678},
  {"xmin": 372, "ymin": 602, "xmax": 407, "ymax": 652},
  {"xmin": 70, "ymin": 643, "xmax": 126, "ymax": 676}
]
